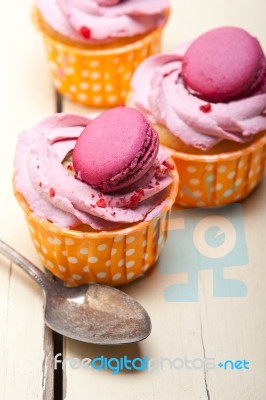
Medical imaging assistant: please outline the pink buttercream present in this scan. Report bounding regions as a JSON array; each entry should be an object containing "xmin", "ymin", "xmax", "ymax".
[
  {"xmin": 14, "ymin": 114, "xmax": 173, "ymax": 230},
  {"xmin": 96, "ymin": 0, "xmax": 120, "ymax": 6},
  {"xmin": 36, "ymin": 0, "xmax": 169, "ymax": 43},
  {"xmin": 130, "ymin": 42, "xmax": 266, "ymax": 150}
]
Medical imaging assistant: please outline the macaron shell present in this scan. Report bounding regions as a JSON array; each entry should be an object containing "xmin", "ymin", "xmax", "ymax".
[
  {"xmin": 182, "ymin": 26, "xmax": 266, "ymax": 102},
  {"xmin": 104, "ymin": 124, "xmax": 159, "ymax": 192},
  {"xmin": 73, "ymin": 107, "xmax": 159, "ymax": 191}
]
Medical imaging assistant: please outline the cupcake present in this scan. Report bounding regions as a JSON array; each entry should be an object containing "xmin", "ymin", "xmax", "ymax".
[
  {"xmin": 33, "ymin": 0, "xmax": 170, "ymax": 107},
  {"xmin": 14, "ymin": 107, "xmax": 178, "ymax": 286},
  {"xmin": 128, "ymin": 27, "xmax": 266, "ymax": 207}
]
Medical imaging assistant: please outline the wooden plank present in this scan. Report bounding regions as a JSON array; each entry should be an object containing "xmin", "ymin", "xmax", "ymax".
[
  {"xmin": 43, "ymin": 327, "xmax": 54, "ymax": 400},
  {"xmin": 0, "ymin": 0, "xmax": 55, "ymax": 398}
]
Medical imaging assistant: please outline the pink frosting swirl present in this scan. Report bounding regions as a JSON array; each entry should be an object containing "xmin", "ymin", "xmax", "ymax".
[
  {"xmin": 96, "ymin": 0, "xmax": 121, "ymax": 7},
  {"xmin": 96, "ymin": 0, "xmax": 120, "ymax": 6},
  {"xmin": 14, "ymin": 114, "xmax": 173, "ymax": 230},
  {"xmin": 36, "ymin": 0, "xmax": 169, "ymax": 43},
  {"xmin": 130, "ymin": 42, "xmax": 266, "ymax": 150}
]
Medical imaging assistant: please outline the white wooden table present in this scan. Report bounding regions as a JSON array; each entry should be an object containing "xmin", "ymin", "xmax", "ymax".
[{"xmin": 0, "ymin": 1, "xmax": 266, "ymax": 399}]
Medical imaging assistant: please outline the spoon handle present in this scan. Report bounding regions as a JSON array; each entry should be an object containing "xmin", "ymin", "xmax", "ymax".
[{"xmin": 0, "ymin": 239, "xmax": 49, "ymax": 292}]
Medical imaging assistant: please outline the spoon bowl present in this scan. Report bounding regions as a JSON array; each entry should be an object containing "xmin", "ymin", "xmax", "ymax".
[
  {"xmin": 45, "ymin": 280, "xmax": 151, "ymax": 344},
  {"xmin": 0, "ymin": 239, "xmax": 151, "ymax": 345}
]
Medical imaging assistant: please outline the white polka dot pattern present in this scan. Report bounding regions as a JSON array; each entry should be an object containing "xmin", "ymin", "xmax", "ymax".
[
  {"xmin": 48, "ymin": 237, "xmax": 62, "ymax": 245},
  {"xmin": 126, "ymin": 236, "xmax": 135, "ymax": 244},
  {"xmin": 47, "ymin": 260, "xmax": 54, "ymax": 269},
  {"xmin": 68, "ymin": 257, "xmax": 78, "ymax": 264},
  {"xmin": 43, "ymin": 28, "xmax": 163, "ymax": 107},
  {"xmin": 112, "ymin": 273, "xmax": 122, "ymax": 281},
  {"xmin": 126, "ymin": 249, "xmax": 135, "ymax": 256},
  {"xmin": 65, "ymin": 238, "xmax": 74, "ymax": 245},
  {"xmin": 41, "ymin": 246, "xmax": 48, "ymax": 254},
  {"xmin": 118, "ymin": 260, "xmax": 125, "ymax": 267},
  {"xmin": 127, "ymin": 272, "xmax": 135, "ymax": 281},
  {"xmin": 72, "ymin": 274, "xmax": 82, "ymax": 281},
  {"xmin": 96, "ymin": 272, "xmax": 107, "ymax": 279},
  {"xmin": 97, "ymin": 244, "xmax": 107, "ymax": 251},
  {"xmin": 88, "ymin": 257, "xmax": 98, "ymax": 264},
  {"xmin": 80, "ymin": 248, "xmax": 89, "ymax": 255},
  {"xmin": 33, "ymin": 239, "xmax": 40, "ymax": 248},
  {"xmin": 173, "ymin": 136, "xmax": 266, "ymax": 207}
]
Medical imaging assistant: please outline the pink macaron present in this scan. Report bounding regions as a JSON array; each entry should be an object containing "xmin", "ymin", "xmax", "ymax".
[
  {"xmin": 182, "ymin": 26, "xmax": 266, "ymax": 103},
  {"xmin": 73, "ymin": 107, "xmax": 159, "ymax": 192}
]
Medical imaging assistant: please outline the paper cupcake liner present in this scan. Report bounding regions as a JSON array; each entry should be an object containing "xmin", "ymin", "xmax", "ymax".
[
  {"xmin": 14, "ymin": 170, "xmax": 178, "ymax": 286},
  {"xmin": 37, "ymin": 25, "xmax": 163, "ymax": 107},
  {"xmin": 168, "ymin": 134, "xmax": 266, "ymax": 207}
]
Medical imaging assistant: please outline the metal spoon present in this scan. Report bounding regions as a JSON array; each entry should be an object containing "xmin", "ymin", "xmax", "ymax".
[{"xmin": 0, "ymin": 239, "xmax": 151, "ymax": 345}]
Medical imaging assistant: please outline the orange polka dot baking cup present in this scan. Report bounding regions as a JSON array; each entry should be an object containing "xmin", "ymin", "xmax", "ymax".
[
  {"xmin": 167, "ymin": 134, "xmax": 266, "ymax": 208},
  {"xmin": 34, "ymin": 9, "xmax": 163, "ymax": 107},
  {"xmin": 14, "ymin": 171, "xmax": 178, "ymax": 287}
]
